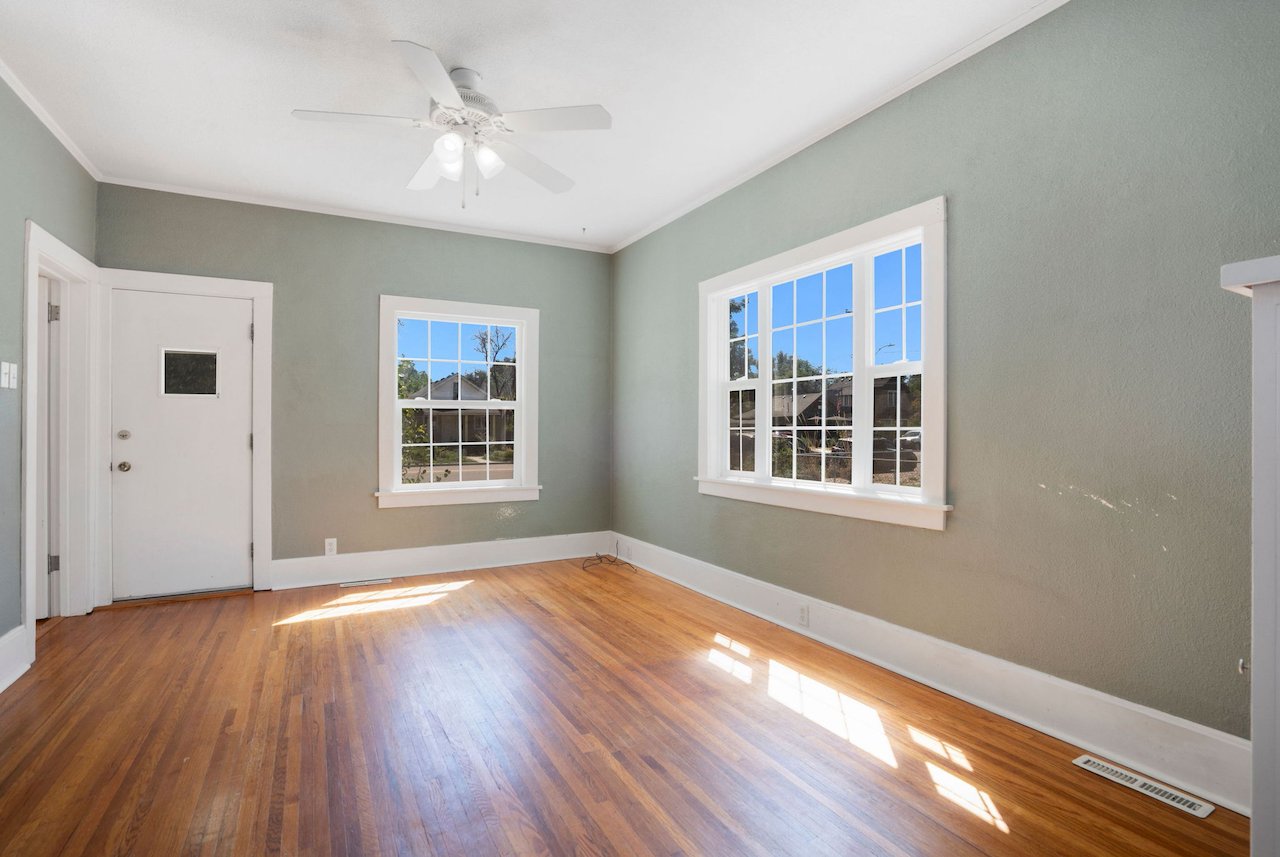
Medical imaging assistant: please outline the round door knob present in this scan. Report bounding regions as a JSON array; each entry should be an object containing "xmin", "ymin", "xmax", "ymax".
[
  {"xmin": 117, "ymin": 461, "xmax": 132, "ymax": 472},
  {"xmin": 117, "ymin": 429, "xmax": 131, "ymax": 440}
]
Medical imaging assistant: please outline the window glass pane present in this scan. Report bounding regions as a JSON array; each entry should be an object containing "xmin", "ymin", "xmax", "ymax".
[
  {"xmin": 796, "ymin": 379, "xmax": 822, "ymax": 427},
  {"xmin": 489, "ymin": 410, "xmax": 514, "ymax": 442},
  {"xmin": 772, "ymin": 281, "xmax": 794, "ymax": 328},
  {"xmin": 796, "ymin": 274, "xmax": 823, "ymax": 323},
  {"xmin": 772, "ymin": 328, "xmax": 794, "ymax": 379},
  {"xmin": 739, "ymin": 389, "xmax": 756, "ymax": 427},
  {"xmin": 772, "ymin": 430, "xmax": 794, "ymax": 478},
  {"xmin": 729, "ymin": 430, "xmax": 744, "ymax": 472},
  {"xmin": 874, "ymin": 310, "xmax": 902, "ymax": 364},
  {"xmin": 772, "ymin": 382, "xmax": 794, "ymax": 426},
  {"xmin": 824, "ymin": 316, "xmax": 853, "ymax": 375},
  {"xmin": 746, "ymin": 293, "xmax": 758, "ymax": 336},
  {"xmin": 461, "ymin": 444, "xmax": 488, "ymax": 481},
  {"xmin": 429, "ymin": 320, "xmax": 459, "ymax": 360},
  {"xmin": 432, "ymin": 445, "xmax": 461, "ymax": 482},
  {"xmin": 824, "ymin": 376, "xmax": 853, "ymax": 426},
  {"xmin": 164, "ymin": 351, "xmax": 217, "ymax": 396},
  {"xmin": 729, "ymin": 295, "xmax": 746, "ymax": 337},
  {"xmin": 430, "ymin": 362, "xmax": 460, "ymax": 399},
  {"xmin": 398, "ymin": 360, "xmax": 430, "ymax": 399},
  {"xmin": 729, "ymin": 390, "xmax": 742, "ymax": 426},
  {"xmin": 742, "ymin": 431, "xmax": 756, "ymax": 471},
  {"xmin": 489, "ymin": 443, "xmax": 515, "ymax": 479},
  {"xmin": 795, "ymin": 323, "xmax": 822, "ymax": 376},
  {"xmin": 825, "ymin": 264, "xmax": 853, "ymax": 317},
  {"xmin": 796, "ymin": 430, "xmax": 822, "ymax": 482},
  {"xmin": 402, "ymin": 447, "xmax": 430, "ymax": 484},
  {"xmin": 461, "ymin": 323, "xmax": 488, "ymax": 361},
  {"xmin": 900, "ymin": 431, "xmax": 922, "ymax": 487},
  {"xmin": 397, "ymin": 318, "xmax": 429, "ymax": 359},
  {"xmin": 460, "ymin": 363, "xmax": 488, "ymax": 399},
  {"xmin": 824, "ymin": 429, "xmax": 852, "ymax": 484},
  {"xmin": 901, "ymin": 375, "xmax": 923, "ymax": 427},
  {"xmin": 746, "ymin": 336, "xmax": 759, "ymax": 379},
  {"xmin": 874, "ymin": 249, "xmax": 903, "ymax": 310},
  {"xmin": 872, "ymin": 430, "xmax": 897, "ymax": 484},
  {"xmin": 491, "ymin": 364, "xmax": 517, "ymax": 401},
  {"xmin": 402, "ymin": 408, "xmax": 431, "ymax": 445},
  {"xmin": 432, "ymin": 409, "xmax": 460, "ymax": 444},
  {"xmin": 905, "ymin": 243, "xmax": 922, "ymax": 303},
  {"xmin": 490, "ymin": 327, "xmax": 517, "ymax": 363},
  {"xmin": 873, "ymin": 376, "xmax": 898, "ymax": 427},
  {"xmin": 905, "ymin": 305, "xmax": 922, "ymax": 362},
  {"xmin": 461, "ymin": 409, "xmax": 487, "ymax": 443},
  {"xmin": 729, "ymin": 340, "xmax": 746, "ymax": 380}
]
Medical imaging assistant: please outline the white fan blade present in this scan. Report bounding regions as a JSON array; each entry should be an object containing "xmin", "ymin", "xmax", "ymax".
[
  {"xmin": 488, "ymin": 141, "xmax": 574, "ymax": 193},
  {"xmin": 293, "ymin": 109, "xmax": 420, "ymax": 127},
  {"xmin": 407, "ymin": 153, "xmax": 443, "ymax": 189},
  {"xmin": 500, "ymin": 105, "xmax": 611, "ymax": 133},
  {"xmin": 392, "ymin": 40, "xmax": 464, "ymax": 110}
]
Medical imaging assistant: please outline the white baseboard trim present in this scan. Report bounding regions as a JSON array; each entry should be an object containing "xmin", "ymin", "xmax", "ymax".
[
  {"xmin": 0, "ymin": 625, "xmax": 33, "ymax": 697},
  {"xmin": 271, "ymin": 531, "xmax": 615, "ymax": 591},
  {"xmin": 614, "ymin": 533, "xmax": 1252, "ymax": 816}
]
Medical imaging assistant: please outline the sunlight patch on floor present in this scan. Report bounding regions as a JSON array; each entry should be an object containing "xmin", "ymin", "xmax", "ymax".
[
  {"xmin": 767, "ymin": 659, "xmax": 897, "ymax": 768},
  {"xmin": 908, "ymin": 725, "xmax": 973, "ymax": 771},
  {"xmin": 926, "ymin": 761, "xmax": 1010, "ymax": 833},
  {"xmin": 275, "ymin": 580, "xmax": 472, "ymax": 625}
]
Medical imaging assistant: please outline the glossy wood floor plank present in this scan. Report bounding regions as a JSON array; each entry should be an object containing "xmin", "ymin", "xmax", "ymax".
[{"xmin": 0, "ymin": 559, "xmax": 1249, "ymax": 856}]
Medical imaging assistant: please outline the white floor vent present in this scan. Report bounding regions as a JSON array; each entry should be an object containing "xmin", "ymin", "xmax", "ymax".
[
  {"xmin": 1072, "ymin": 755, "xmax": 1214, "ymax": 818},
  {"xmin": 339, "ymin": 578, "xmax": 394, "ymax": 588}
]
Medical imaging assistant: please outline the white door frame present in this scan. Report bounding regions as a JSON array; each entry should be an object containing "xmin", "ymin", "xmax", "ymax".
[
  {"xmin": 100, "ymin": 268, "xmax": 274, "ymax": 594},
  {"xmin": 19, "ymin": 223, "xmax": 100, "ymax": 674}
]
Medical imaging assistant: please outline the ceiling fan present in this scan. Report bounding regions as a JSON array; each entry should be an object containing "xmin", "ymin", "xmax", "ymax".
[{"xmin": 293, "ymin": 41, "xmax": 611, "ymax": 196}]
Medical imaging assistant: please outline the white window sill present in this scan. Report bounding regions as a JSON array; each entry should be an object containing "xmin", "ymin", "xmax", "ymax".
[
  {"xmin": 376, "ymin": 486, "xmax": 541, "ymax": 508},
  {"xmin": 696, "ymin": 477, "xmax": 951, "ymax": 530}
]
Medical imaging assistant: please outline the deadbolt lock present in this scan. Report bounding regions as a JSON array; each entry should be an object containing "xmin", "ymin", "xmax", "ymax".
[{"xmin": 117, "ymin": 461, "xmax": 132, "ymax": 472}]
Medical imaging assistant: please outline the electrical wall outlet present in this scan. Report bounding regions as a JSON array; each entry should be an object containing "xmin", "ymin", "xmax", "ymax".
[
  {"xmin": 798, "ymin": 605, "xmax": 810, "ymax": 627},
  {"xmin": 324, "ymin": 538, "xmax": 337, "ymax": 556}
]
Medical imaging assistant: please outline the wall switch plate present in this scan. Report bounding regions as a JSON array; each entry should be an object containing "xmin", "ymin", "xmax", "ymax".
[
  {"xmin": 0, "ymin": 363, "xmax": 9, "ymax": 388},
  {"xmin": 324, "ymin": 538, "xmax": 337, "ymax": 556}
]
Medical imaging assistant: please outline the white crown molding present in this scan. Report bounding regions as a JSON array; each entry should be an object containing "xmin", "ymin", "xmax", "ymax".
[
  {"xmin": 0, "ymin": 55, "xmax": 103, "ymax": 180},
  {"xmin": 613, "ymin": 533, "xmax": 1252, "ymax": 816},
  {"xmin": 270, "ymin": 531, "xmax": 614, "ymax": 590},
  {"xmin": 606, "ymin": 0, "xmax": 1075, "ymax": 253},
  {"xmin": 98, "ymin": 176, "xmax": 608, "ymax": 253}
]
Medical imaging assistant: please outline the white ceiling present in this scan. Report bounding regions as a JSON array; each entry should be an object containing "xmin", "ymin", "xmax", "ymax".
[{"xmin": 0, "ymin": 0, "xmax": 1066, "ymax": 251}]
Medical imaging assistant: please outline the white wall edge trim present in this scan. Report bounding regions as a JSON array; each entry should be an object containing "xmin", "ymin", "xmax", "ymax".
[
  {"xmin": 270, "ymin": 531, "xmax": 614, "ymax": 591},
  {"xmin": 607, "ymin": 0, "xmax": 1074, "ymax": 252},
  {"xmin": 0, "ymin": 625, "xmax": 33, "ymax": 697},
  {"xmin": 0, "ymin": 56, "xmax": 104, "ymax": 181},
  {"xmin": 613, "ymin": 532, "xmax": 1252, "ymax": 816}
]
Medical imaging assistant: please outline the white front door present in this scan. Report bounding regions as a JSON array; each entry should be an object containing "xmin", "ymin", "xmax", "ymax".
[{"xmin": 111, "ymin": 289, "xmax": 254, "ymax": 599}]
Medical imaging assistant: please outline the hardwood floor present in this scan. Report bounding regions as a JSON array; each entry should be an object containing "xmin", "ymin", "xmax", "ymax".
[{"xmin": 0, "ymin": 560, "xmax": 1248, "ymax": 856}]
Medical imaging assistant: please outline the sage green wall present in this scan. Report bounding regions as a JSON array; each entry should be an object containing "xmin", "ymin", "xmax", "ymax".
[
  {"xmin": 612, "ymin": 0, "xmax": 1279, "ymax": 738},
  {"xmin": 0, "ymin": 82, "xmax": 97, "ymax": 635},
  {"xmin": 96, "ymin": 186, "xmax": 612, "ymax": 559}
]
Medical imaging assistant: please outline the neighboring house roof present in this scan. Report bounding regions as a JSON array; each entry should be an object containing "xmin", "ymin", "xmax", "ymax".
[{"xmin": 405, "ymin": 373, "xmax": 488, "ymax": 401}]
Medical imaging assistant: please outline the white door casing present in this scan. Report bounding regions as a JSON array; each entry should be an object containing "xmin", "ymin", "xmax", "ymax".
[{"xmin": 110, "ymin": 289, "xmax": 254, "ymax": 598}]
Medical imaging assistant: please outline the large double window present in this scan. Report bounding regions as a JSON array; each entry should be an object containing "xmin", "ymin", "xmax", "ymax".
[
  {"xmin": 377, "ymin": 296, "xmax": 539, "ymax": 507},
  {"xmin": 698, "ymin": 198, "xmax": 948, "ymax": 529}
]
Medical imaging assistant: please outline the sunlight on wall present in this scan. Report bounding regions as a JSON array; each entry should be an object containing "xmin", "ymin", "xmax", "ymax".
[
  {"xmin": 908, "ymin": 725, "xmax": 972, "ymax": 771},
  {"xmin": 767, "ymin": 659, "xmax": 897, "ymax": 768},
  {"xmin": 926, "ymin": 762, "xmax": 1010, "ymax": 833},
  {"xmin": 274, "ymin": 579, "xmax": 473, "ymax": 625}
]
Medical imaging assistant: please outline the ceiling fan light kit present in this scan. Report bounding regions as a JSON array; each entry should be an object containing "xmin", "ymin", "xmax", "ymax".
[{"xmin": 293, "ymin": 41, "xmax": 611, "ymax": 202}]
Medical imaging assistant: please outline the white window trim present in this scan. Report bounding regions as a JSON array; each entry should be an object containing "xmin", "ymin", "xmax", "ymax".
[
  {"xmin": 696, "ymin": 197, "xmax": 950, "ymax": 530},
  {"xmin": 376, "ymin": 295, "xmax": 540, "ymax": 508}
]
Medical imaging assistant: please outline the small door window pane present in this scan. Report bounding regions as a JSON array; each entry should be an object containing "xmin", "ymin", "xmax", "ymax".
[{"xmin": 164, "ymin": 351, "xmax": 217, "ymax": 396}]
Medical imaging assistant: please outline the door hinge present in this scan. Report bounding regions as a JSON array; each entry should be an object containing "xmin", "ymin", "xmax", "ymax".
[
  {"xmin": 249, "ymin": 322, "xmax": 255, "ymax": 341},
  {"xmin": 48, "ymin": 555, "xmax": 60, "ymax": 574},
  {"xmin": 250, "ymin": 542, "xmax": 255, "ymax": 558},
  {"xmin": 249, "ymin": 432, "xmax": 254, "ymax": 450},
  {"xmin": 48, "ymin": 304, "xmax": 60, "ymax": 323}
]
